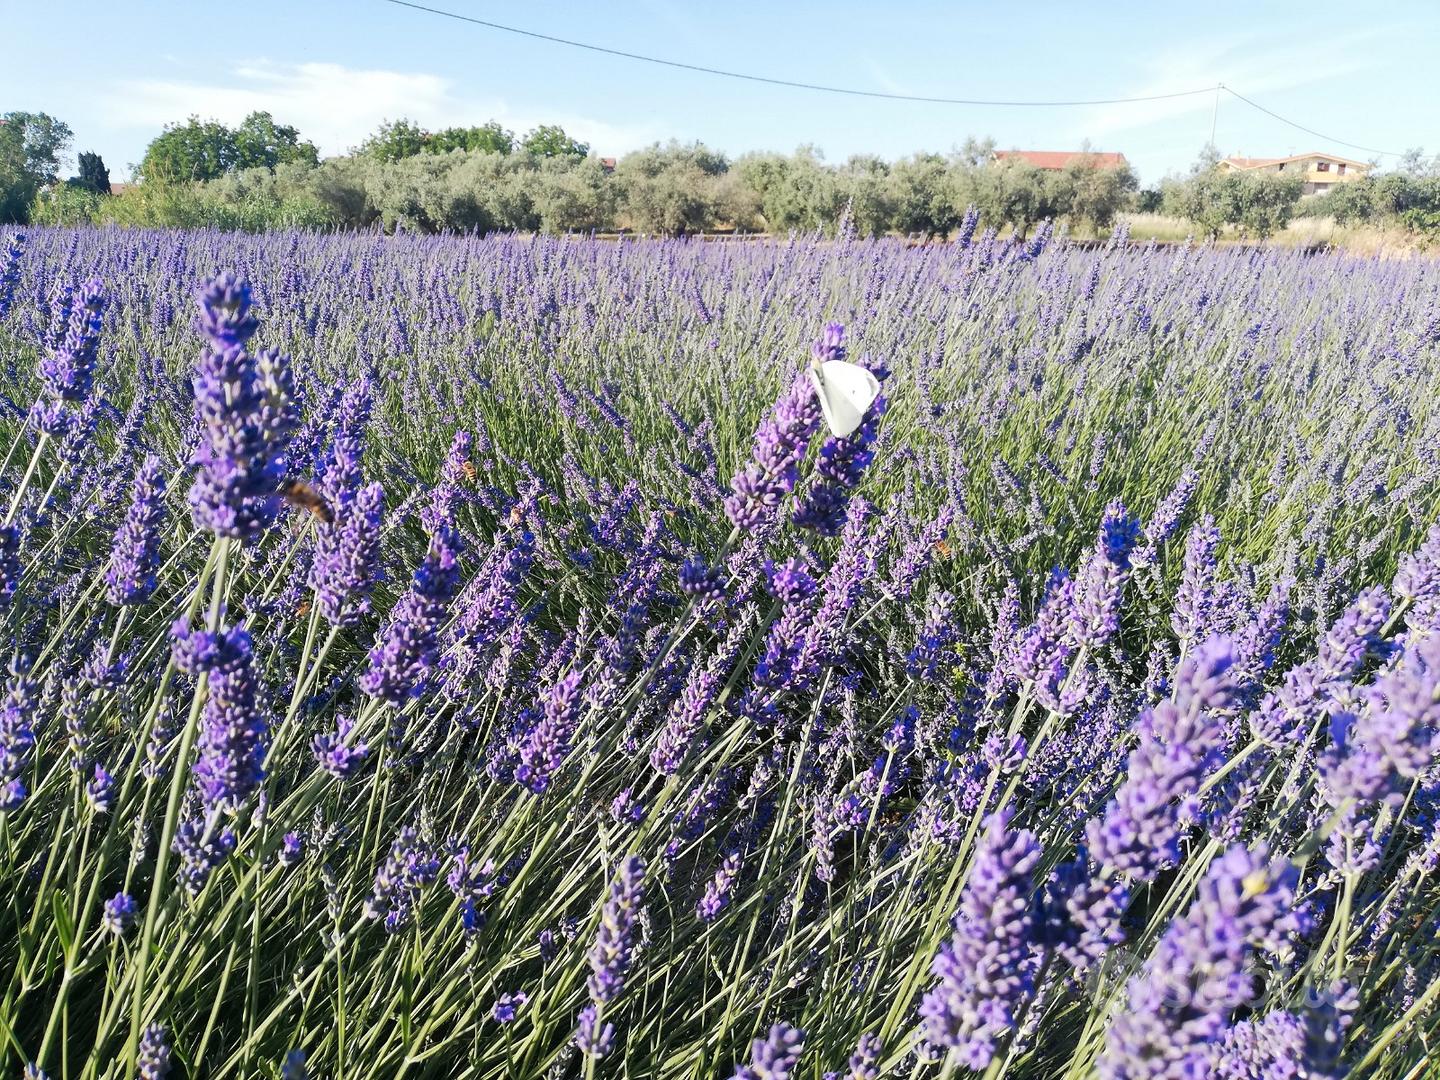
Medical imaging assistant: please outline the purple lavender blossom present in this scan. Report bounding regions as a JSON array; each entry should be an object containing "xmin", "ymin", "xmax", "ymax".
[
  {"xmin": 840, "ymin": 1033, "xmax": 881, "ymax": 1080},
  {"xmin": 0, "ymin": 659, "xmax": 38, "ymax": 810},
  {"xmin": 731, "ymin": 1022, "xmax": 805, "ymax": 1080},
  {"xmin": 310, "ymin": 481, "xmax": 384, "ymax": 627},
  {"xmin": 187, "ymin": 272, "xmax": 300, "ymax": 542},
  {"xmin": 917, "ymin": 809, "xmax": 1041, "ymax": 1069},
  {"xmin": 447, "ymin": 843, "xmax": 497, "ymax": 937},
  {"xmin": 104, "ymin": 455, "xmax": 167, "ymax": 606},
  {"xmin": 1392, "ymin": 521, "xmax": 1440, "ymax": 634},
  {"xmin": 1087, "ymin": 637, "xmax": 1237, "ymax": 881},
  {"xmin": 514, "ymin": 669, "xmax": 585, "ymax": 794},
  {"xmin": 575, "ymin": 1003, "xmax": 615, "ymax": 1057},
  {"xmin": 0, "ymin": 525, "xmax": 20, "ymax": 611},
  {"xmin": 311, "ymin": 714, "xmax": 369, "ymax": 779},
  {"xmin": 679, "ymin": 558, "xmax": 725, "ymax": 602},
  {"xmin": 280, "ymin": 1049, "xmax": 307, "ymax": 1080},
  {"xmin": 103, "ymin": 892, "xmax": 137, "ymax": 935},
  {"xmin": 136, "ymin": 1023, "xmax": 172, "ymax": 1080},
  {"xmin": 173, "ymin": 816, "xmax": 237, "ymax": 894},
  {"xmin": 364, "ymin": 826, "xmax": 440, "ymax": 933},
  {"xmin": 1171, "ymin": 516, "xmax": 1221, "ymax": 645},
  {"xmin": 38, "ymin": 278, "xmax": 105, "ymax": 402},
  {"xmin": 650, "ymin": 660, "xmax": 721, "ymax": 775},
  {"xmin": 724, "ymin": 333, "xmax": 826, "ymax": 531},
  {"xmin": 1068, "ymin": 500, "xmax": 1140, "ymax": 650},
  {"xmin": 85, "ymin": 764, "xmax": 114, "ymax": 813},
  {"xmin": 492, "ymin": 991, "xmax": 529, "ymax": 1024},
  {"xmin": 1214, "ymin": 984, "xmax": 1355, "ymax": 1080},
  {"xmin": 697, "ymin": 851, "xmax": 741, "ymax": 922},
  {"xmin": 1099, "ymin": 844, "xmax": 1309, "ymax": 1080},
  {"xmin": 585, "ymin": 854, "xmax": 646, "ymax": 1004},
  {"xmin": 0, "ymin": 232, "xmax": 22, "ymax": 320},
  {"xmin": 186, "ymin": 624, "xmax": 268, "ymax": 812},
  {"xmin": 279, "ymin": 832, "xmax": 304, "ymax": 867},
  {"xmin": 359, "ymin": 525, "xmax": 462, "ymax": 706}
]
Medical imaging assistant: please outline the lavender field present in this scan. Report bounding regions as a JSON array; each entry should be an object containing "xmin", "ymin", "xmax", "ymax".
[{"xmin": 0, "ymin": 222, "xmax": 1438, "ymax": 1079}]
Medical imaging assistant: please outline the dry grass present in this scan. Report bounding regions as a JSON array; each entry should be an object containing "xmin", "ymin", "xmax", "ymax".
[{"xmin": 1118, "ymin": 213, "xmax": 1436, "ymax": 258}]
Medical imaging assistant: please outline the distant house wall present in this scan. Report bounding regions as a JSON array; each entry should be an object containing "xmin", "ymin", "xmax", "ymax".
[{"xmin": 1218, "ymin": 152, "xmax": 1370, "ymax": 196}]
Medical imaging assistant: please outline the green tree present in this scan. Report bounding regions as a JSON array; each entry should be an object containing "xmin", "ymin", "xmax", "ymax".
[
  {"xmin": 616, "ymin": 141, "xmax": 726, "ymax": 235},
  {"xmin": 520, "ymin": 125, "xmax": 589, "ymax": 159},
  {"xmin": 359, "ymin": 119, "xmax": 430, "ymax": 163},
  {"xmin": 140, "ymin": 117, "xmax": 238, "ymax": 182},
  {"xmin": 888, "ymin": 153, "xmax": 957, "ymax": 237},
  {"xmin": 966, "ymin": 157, "xmax": 1057, "ymax": 237},
  {"xmin": 737, "ymin": 148, "xmax": 839, "ymax": 233},
  {"xmin": 1060, "ymin": 155, "xmax": 1138, "ymax": 231},
  {"xmin": 1234, "ymin": 171, "xmax": 1304, "ymax": 238},
  {"xmin": 0, "ymin": 111, "xmax": 73, "ymax": 222},
  {"xmin": 74, "ymin": 151, "xmax": 110, "ymax": 194},
  {"xmin": 233, "ymin": 111, "xmax": 319, "ymax": 171},
  {"xmin": 834, "ymin": 155, "xmax": 893, "ymax": 236},
  {"xmin": 428, "ymin": 122, "xmax": 514, "ymax": 155}
]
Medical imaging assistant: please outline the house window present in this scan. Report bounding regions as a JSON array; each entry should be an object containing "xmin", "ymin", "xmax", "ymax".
[
  {"xmin": 1337, "ymin": 163, "xmax": 1347, "ymax": 175},
  {"xmin": 1316, "ymin": 161, "xmax": 1330, "ymax": 172}
]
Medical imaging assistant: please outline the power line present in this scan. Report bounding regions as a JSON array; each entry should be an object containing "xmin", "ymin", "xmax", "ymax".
[
  {"xmin": 379, "ymin": 0, "xmax": 1217, "ymax": 108},
  {"xmin": 1220, "ymin": 86, "xmax": 1404, "ymax": 159},
  {"xmin": 380, "ymin": 0, "xmax": 1408, "ymax": 159}
]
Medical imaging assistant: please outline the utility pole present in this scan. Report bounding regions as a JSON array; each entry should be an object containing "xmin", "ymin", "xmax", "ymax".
[{"xmin": 1210, "ymin": 83, "xmax": 1222, "ymax": 151}]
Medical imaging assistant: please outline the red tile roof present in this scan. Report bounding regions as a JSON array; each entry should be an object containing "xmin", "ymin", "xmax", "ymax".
[{"xmin": 992, "ymin": 150, "xmax": 1128, "ymax": 170}]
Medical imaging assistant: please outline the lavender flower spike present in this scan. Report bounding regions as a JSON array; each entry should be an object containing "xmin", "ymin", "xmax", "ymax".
[
  {"xmin": 732, "ymin": 1022, "xmax": 806, "ymax": 1080},
  {"xmin": 918, "ymin": 808, "xmax": 1042, "ymax": 1070},
  {"xmin": 105, "ymin": 455, "xmax": 168, "ymax": 606},
  {"xmin": 189, "ymin": 625, "xmax": 268, "ymax": 813},
  {"xmin": 187, "ymin": 272, "xmax": 300, "ymax": 542},
  {"xmin": 38, "ymin": 277, "xmax": 106, "ymax": 402},
  {"xmin": 724, "ymin": 331, "xmax": 826, "ymax": 531},
  {"xmin": 359, "ymin": 524, "xmax": 462, "ymax": 706},
  {"xmin": 585, "ymin": 854, "xmax": 647, "ymax": 1004},
  {"xmin": 1087, "ymin": 636, "xmax": 1238, "ymax": 882},
  {"xmin": 1099, "ymin": 844, "xmax": 1309, "ymax": 1080}
]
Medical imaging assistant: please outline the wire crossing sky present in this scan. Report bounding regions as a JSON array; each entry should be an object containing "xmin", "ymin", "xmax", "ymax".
[{"xmin": 0, "ymin": 0, "xmax": 1429, "ymax": 181}]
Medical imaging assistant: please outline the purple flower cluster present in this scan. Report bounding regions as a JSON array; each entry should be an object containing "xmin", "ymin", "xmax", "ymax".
[
  {"xmin": 187, "ymin": 272, "xmax": 300, "ymax": 541},
  {"xmin": 585, "ymin": 854, "xmax": 646, "ymax": 1004},
  {"xmin": 104, "ymin": 455, "xmax": 167, "ymax": 606},
  {"xmin": 364, "ymin": 826, "xmax": 441, "ymax": 933},
  {"xmin": 918, "ymin": 810, "xmax": 1041, "ymax": 1069},
  {"xmin": 1099, "ymin": 844, "xmax": 1309, "ymax": 1080},
  {"xmin": 173, "ymin": 622, "xmax": 268, "ymax": 812},
  {"xmin": 724, "ymin": 351, "xmax": 823, "ymax": 531},
  {"xmin": 0, "ymin": 231, "xmax": 22, "ymax": 319},
  {"xmin": 514, "ymin": 669, "xmax": 585, "ymax": 793},
  {"xmin": 359, "ymin": 525, "xmax": 462, "ymax": 706},
  {"xmin": 38, "ymin": 277, "xmax": 105, "ymax": 403},
  {"xmin": 731, "ymin": 1022, "xmax": 805, "ymax": 1080},
  {"xmin": 1087, "ymin": 637, "xmax": 1239, "ymax": 881},
  {"xmin": 0, "ymin": 660, "xmax": 38, "ymax": 810}
]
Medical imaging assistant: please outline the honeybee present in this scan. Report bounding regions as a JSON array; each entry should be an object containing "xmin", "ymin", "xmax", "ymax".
[
  {"xmin": 933, "ymin": 539, "xmax": 953, "ymax": 558},
  {"xmin": 279, "ymin": 479, "xmax": 335, "ymax": 525},
  {"xmin": 461, "ymin": 460, "xmax": 477, "ymax": 482}
]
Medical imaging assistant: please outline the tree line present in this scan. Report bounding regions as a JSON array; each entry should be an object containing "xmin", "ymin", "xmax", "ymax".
[
  {"xmin": 9, "ymin": 111, "xmax": 1138, "ymax": 237},
  {"xmin": 9, "ymin": 109, "xmax": 1440, "ymax": 241}
]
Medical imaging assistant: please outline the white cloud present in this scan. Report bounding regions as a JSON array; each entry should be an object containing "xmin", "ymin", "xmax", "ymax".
[{"xmin": 103, "ymin": 60, "xmax": 663, "ymax": 157}]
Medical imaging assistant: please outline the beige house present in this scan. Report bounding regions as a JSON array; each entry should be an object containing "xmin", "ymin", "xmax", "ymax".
[{"xmin": 1218, "ymin": 152, "xmax": 1370, "ymax": 196}]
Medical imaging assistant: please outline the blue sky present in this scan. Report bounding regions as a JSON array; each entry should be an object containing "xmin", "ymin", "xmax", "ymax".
[{"xmin": 2, "ymin": 1, "xmax": 1434, "ymax": 183}]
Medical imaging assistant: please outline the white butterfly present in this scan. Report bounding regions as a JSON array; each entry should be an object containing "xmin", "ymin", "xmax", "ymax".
[{"xmin": 808, "ymin": 360, "xmax": 880, "ymax": 439}]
